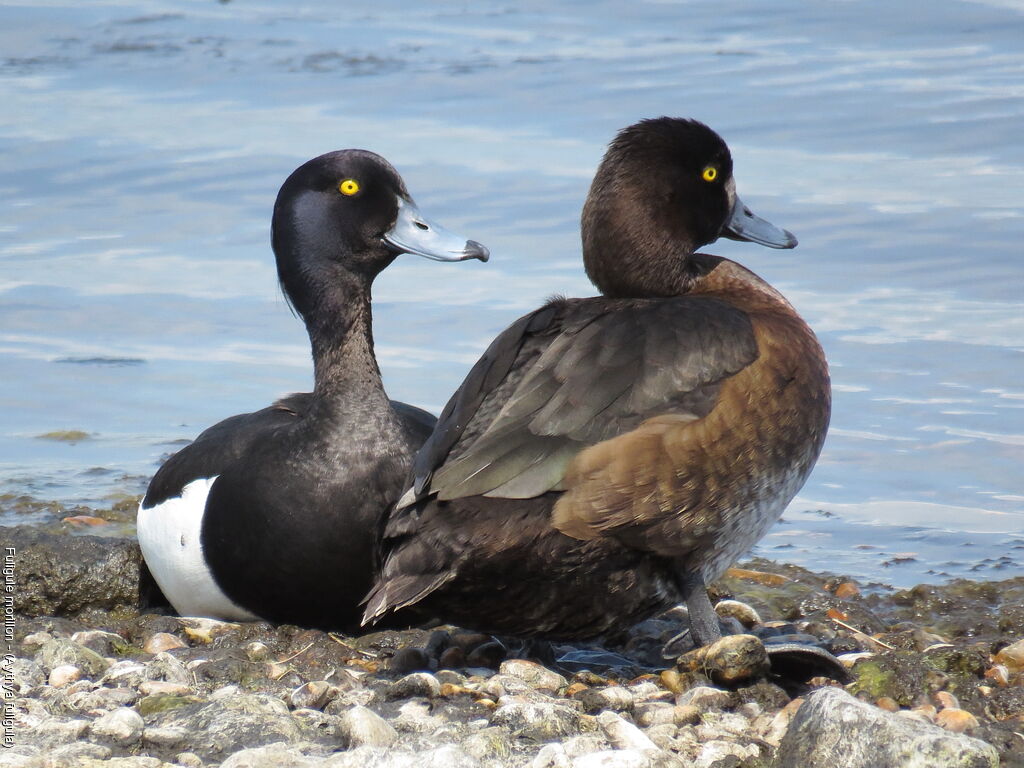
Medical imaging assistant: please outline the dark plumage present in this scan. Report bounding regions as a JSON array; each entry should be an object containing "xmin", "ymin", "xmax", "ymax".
[
  {"xmin": 137, "ymin": 150, "xmax": 487, "ymax": 631},
  {"xmin": 363, "ymin": 119, "xmax": 829, "ymax": 645}
]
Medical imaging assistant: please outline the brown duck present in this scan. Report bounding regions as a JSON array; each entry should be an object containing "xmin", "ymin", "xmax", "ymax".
[{"xmin": 363, "ymin": 118, "xmax": 830, "ymax": 647}]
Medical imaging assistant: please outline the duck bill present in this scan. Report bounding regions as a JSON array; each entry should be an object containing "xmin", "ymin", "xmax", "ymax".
[
  {"xmin": 383, "ymin": 197, "xmax": 489, "ymax": 262},
  {"xmin": 721, "ymin": 193, "xmax": 798, "ymax": 250}
]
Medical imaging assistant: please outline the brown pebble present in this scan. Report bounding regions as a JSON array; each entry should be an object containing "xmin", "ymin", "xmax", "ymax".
[
  {"xmin": 438, "ymin": 647, "xmax": 466, "ymax": 669},
  {"xmin": 388, "ymin": 647, "xmax": 431, "ymax": 674},
  {"xmin": 834, "ymin": 581, "xmax": 860, "ymax": 599},
  {"xmin": 714, "ymin": 599, "xmax": 761, "ymax": 628},
  {"xmin": 564, "ymin": 682, "xmax": 589, "ymax": 697},
  {"xmin": 673, "ymin": 704, "xmax": 701, "ymax": 725},
  {"xmin": 912, "ymin": 704, "xmax": 938, "ymax": 721},
  {"xmin": 677, "ymin": 635, "xmax": 769, "ymax": 686},
  {"xmin": 876, "ymin": 697, "xmax": 899, "ymax": 712},
  {"xmin": 934, "ymin": 691, "xmax": 960, "ymax": 710},
  {"xmin": 465, "ymin": 641, "xmax": 506, "ymax": 669},
  {"xmin": 62, "ymin": 515, "xmax": 109, "ymax": 527},
  {"xmin": 144, "ymin": 633, "xmax": 187, "ymax": 654},
  {"xmin": 48, "ymin": 665, "xmax": 82, "ymax": 688},
  {"xmin": 346, "ymin": 658, "xmax": 380, "ymax": 673},
  {"xmin": 440, "ymin": 683, "xmax": 468, "ymax": 697},
  {"xmin": 994, "ymin": 639, "xmax": 1024, "ymax": 673},
  {"xmin": 659, "ymin": 669, "xmax": 684, "ymax": 694},
  {"xmin": 935, "ymin": 708, "xmax": 979, "ymax": 733},
  {"xmin": 984, "ymin": 664, "xmax": 1010, "ymax": 687},
  {"xmin": 476, "ymin": 698, "xmax": 497, "ymax": 709}
]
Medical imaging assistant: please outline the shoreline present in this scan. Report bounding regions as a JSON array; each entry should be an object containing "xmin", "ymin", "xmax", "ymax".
[{"xmin": 1, "ymin": 524, "xmax": 1022, "ymax": 766}]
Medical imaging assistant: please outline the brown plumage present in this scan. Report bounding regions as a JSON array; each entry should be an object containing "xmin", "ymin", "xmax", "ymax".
[{"xmin": 363, "ymin": 118, "xmax": 829, "ymax": 645}]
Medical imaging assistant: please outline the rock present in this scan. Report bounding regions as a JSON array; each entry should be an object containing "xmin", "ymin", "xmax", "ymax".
[
  {"xmin": 244, "ymin": 641, "xmax": 271, "ymax": 661},
  {"xmin": 66, "ymin": 686, "xmax": 139, "ymax": 713},
  {"xmin": 773, "ymin": 687, "xmax": 999, "ymax": 767},
  {"xmin": 142, "ymin": 725, "xmax": 188, "ymax": 749},
  {"xmin": 5, "ymin": 525, "xmax": 159, "ymax": 615},
  {"xmin": 90, "ymin": 707, "xmax": 145, "ymax": 746},
  {"xmin": 8, "ymin": 658, "xmax": 45, "ymax": 694},
  {"xmin": 289, "ymin": 681, "xmax": 335, "ymax": 710},
  {"xmin": 499, "ymin": 659, "xmax": 567, "ymax": 692},
  {"xmin": 466, "ymin": 641, "xmax": 506, "ymax": 668},
  {"xmin": 695, "ymin": 740, "xmax": 761, "ymax": 768},
  {"xmin": 462, "ymin": 726, "xmax": 515, "ymax": 761},
  {"xmin": 220, "ymin": 745, "xmax": 322, "ymax": 768},
  {"xmin": 388, "ymin": 671, "xmax": 442, "ymax": 699},
  {"xmin": 438, "ymin": 646, "xmax": 466, "ymax": 669},
  {"xmin": 389, "ymin": 646, "xmax": 431, "ymax": 673},
  {"xmin": 71, "ymin": 629, "xmax": 129, "ymax": 656},
  {"xmin": 48, "ymin": 664, "xmax": 82, "ymax": 688},
  {"xmin": 596, "ymin": 711, "xmax": 657, "ymax": 751},
  {"xmin": 336, "ymin": 705, "xmax": 399, "ymax": 748},
  {"xmin": 676, "ymin": 685, "xmax": 734, "ymax": 711},
  {"xmin": 572, "ymin": 749, "xmax": 676, "ymax": 768},
  {"xmin": 26, "ymin": 717, "xmax": 90, "ymax": 747},
  {"xmin": 143, "ymin": 632, "xmax": 187, "ymax": 654},
  {"xmin": 101, "ymin": 660, "xmax": 149, "ymax": 688},
  {"xmin": 145, "ymin": 651, "xmax": 191, "ymax": 685},
  {"xmin": 138, "ymin": 680, "xmax": 192, "ymax": 696},
  {"xmin": 676, "ymin": 634, "xmax": 769, "ymax": 686},
  {"xmin": 714, "ymin": 599, "xmax": 762, "ymax": 627},
  {"xmin": 993, "ymin": 638, "xmax": 1024, "ymax": 674},
  {"xmin": 935, "ymin": 708, "xmax": 980, "ymax": 733},
  {"xmin": 491, "ymin": 697, "xmax": 587, "ymax": 741},
  {"xmin": 36, "ymin": 638, "xmax": 110, "ymax": 677},
  {"xmin": 575, "ymin": 686, "xmax": 634, "ymax": 713}
]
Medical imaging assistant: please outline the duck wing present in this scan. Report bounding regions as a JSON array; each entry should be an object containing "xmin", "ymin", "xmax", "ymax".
[{"xmin": 397, "ymin": 293, "xmax": 757, "ymax": 511}]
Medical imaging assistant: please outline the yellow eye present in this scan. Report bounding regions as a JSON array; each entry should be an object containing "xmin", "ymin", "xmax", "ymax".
[
  {"xmin": 339, "ymin": 179, "xmax": 360, "ymax": 196},
  {"xmin": 701, "ymin": 166, "xmax": 718, "ymax": 182}
]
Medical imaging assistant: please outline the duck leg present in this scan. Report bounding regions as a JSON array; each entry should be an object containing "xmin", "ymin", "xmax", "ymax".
[{"xmin": 676, "ymin": 568, "xmax": 722, "ymax": 647}]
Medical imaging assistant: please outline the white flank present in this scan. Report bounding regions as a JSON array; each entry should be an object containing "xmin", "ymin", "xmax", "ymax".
[{"xmin": 137, "ymin": 476, "xmax": 259, "ymax": 621}]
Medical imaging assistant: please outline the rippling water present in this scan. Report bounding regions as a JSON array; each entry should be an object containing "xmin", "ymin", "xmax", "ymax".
[{"xmin": 2, "ymin": 0, "xmax": 1022, "ymax": 586}]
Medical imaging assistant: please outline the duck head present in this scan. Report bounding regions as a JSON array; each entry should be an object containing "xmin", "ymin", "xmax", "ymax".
[
  {"xmin": 271, "ymin": 149, "xmax": 488, "ymax": 321},
  {"xmin": 582, "ymin": 118, "xmax": 796, "ymax": 298}
]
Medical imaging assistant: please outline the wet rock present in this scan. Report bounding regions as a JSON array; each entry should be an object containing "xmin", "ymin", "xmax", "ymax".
[
  {"xmin": 466, "ymin": 640, "xmax": 507, "ymax": 668},
  {"xmin": 141, "ymin": 725, "xmax": 188, "ymax": 749},
  {"xmin": 773, "ymin": 687, "xmax": 999, "ymax": 767},
  {"xmin": 37, "ymin": 638, "xmax": 110, "ymax": 677},
  {"xmin": 993, "ymin": 638, "xmax": 1024, "ymax": 675},
  {"xmin": 336, "ymin": 705, "xmax": 399, "ymax": 748},
  {"xmin": 6, "ymin": 525, "xmax": 155, "ymax": 615},
  {"xmin": 935, "ymin": 708, "xmax": 980, "ymax": 733},
  {"xmin": 491, "ymin": 696, "xmax": 587, "ymax": 741},
  {"xmin": 387, "ymin": 671, "xmax": 442, "ymax": 699},
  {"xmin": 90, "ymin": 706, "xmax": 145, "ymax": 746},
  {"xmin": 500, "ymin": 659, "xmax": 567, "ymax": 692},
  {"xmin": 676, "ymin": 634, "xmax": 769, "ymax": 686},
  {"xmin": 71, "ymin": 629, "xmax": 130, "ymax": 656},
  {"xmin": 389, "ymin": 646, "xmax": 431, "ymax": 674},
  {"xmin": 66, "ymin": 686, "xmax": 138, "ymax": 713},
  {"xmin": 572, "ymin": 749, "xmax": 678, "ymax": 768},
  {"xmin": 462, "ymin": 726, "xmax": 515, "ymax": 761},
  {"xmin": 26, "ymin": 717, "xmax": 90, "ymax": 747},
  {"xmin": 101, "ymin": 660, "xmax": 149, "ymax": 688},
  {"xmin": 219, "ymin": 745, "xmax": 323, "ymax": 768},
  {"xmin": 714, "ymin": 599, "xmax": 762, "ymax": 628}
]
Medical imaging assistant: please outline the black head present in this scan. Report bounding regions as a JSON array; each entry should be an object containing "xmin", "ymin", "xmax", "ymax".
[
  {"xmin": 582, "ymin": 118, "xmax": 795, "ymax": 298},
  {"xmin": 271, "ymin": 149, "xmax": 487, "ymax": 322}
]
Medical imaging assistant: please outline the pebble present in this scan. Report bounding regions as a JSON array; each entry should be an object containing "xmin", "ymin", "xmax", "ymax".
[
  {"xmin": 676, "ymin": 634, "xmax": 769, "ymax": 686},
  {"xmin": 138, "ymin": 680, "xmax": 191, "ymax": 696},
  {"xmin": 90, "ymin": 707, "xmax": 145, "ymax": 746},
  {"xmin": 142, "ymin": 726, "xmax": 188, "ymax": 748},
  {"xmin": 491, "ymin": 697, "xmax": 585, "ymax": 740},
  {"xmin": 37, "ymin": 638, "xmax": 110, "ymax": 677},
  {"xmin": 289, "ymin": 680, "xmax": 334, "ymax": 710},
  {"xmin": 934, "ymin": 691, "xmax": 960, "ymax": 710},
  {"xmin": 676, "ymin": 685, "xmax": 734, "ymax": 711},
  {"xmin": 500, "ymin": 659, "xmax": 568, "ymax": 692},
  {"xmin": 439, "ymin": 646, "xmax": 466, "ymax": 669},
  {"xmin": 833, "ymin": 581, "xmax": 861, "ymax": 599},
  {"xmin": 48, "ymin": 664, "xmax": 82, "ymax": 688},
  {"xmin": 714, "ymin": 599, "xmax": 762, "ymax": 627},
  {"xmin": 337, "ymin": 705, "xmax": 399, "ymax": 748},
  {"xmin": 596, "ymin": 711, "xmax": 657, "ymax": 751},
  {"xmin": 389, "ymin": 646, "xmax": 431, "ymax": 674},
  {"xmin": 71, "ymin": 630, "xmax": 126, "ymax": 655},
  {"xmin": 935, "ymin": 708, "xmax": 980, "ymax": 733},
  {"xmin": 466, "ymin": 641, "xmax": 507, "ymax": 669},
  {"xmin": 388, "ymin": 671, "xmax": 442, "ymax": 699},
  {"xmin": 575, "ymin": 685, "xmax": 634, "ymax": 713},
  {"xmin": 143, "ymin": 632, "xmax": 187, "ymax": 654},
  {"xmin": 984, "ymin": 664, "xmax": 1010, "ymax": 686},
  {"xmin": 875, "ymin": 696, "xmax": 899, "ymax": 712},
  {"xmin": 994, "ymin": 639, "xmax": 1024, "ymax": 673}
]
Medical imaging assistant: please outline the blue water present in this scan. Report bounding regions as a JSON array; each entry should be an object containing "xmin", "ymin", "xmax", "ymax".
[{"xmin": 1, "ymin": 0, "xmax": 1022, "ymax": 586}]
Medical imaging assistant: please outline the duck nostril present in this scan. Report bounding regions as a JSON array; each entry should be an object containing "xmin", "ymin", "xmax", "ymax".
[{"xmin": 414, "ymin": 221, "xmax": 429, "ymax": 231}]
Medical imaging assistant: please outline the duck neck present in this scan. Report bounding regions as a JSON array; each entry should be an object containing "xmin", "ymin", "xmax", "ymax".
[{"xmin": 303, "ymin": 268, "xmax": 389, "ymax": 410}]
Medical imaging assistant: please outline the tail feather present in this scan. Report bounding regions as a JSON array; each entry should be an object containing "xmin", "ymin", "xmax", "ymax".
[{"xmin": 361, "ymin": 571, "xmax": 454, "ymax": 627}]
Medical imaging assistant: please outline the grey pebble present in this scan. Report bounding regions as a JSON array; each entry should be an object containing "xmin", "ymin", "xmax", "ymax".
[{"xmin": 337, "ymin": 705, "xmax": 399, "ymax": 748}]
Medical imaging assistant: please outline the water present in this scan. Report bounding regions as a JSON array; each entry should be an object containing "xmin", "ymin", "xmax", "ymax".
[{"xmin": 1, "ymin": 0, "xmax": 1022, "ymax": 587}]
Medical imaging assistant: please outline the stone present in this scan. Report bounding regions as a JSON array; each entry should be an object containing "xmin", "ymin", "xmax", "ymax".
[
  {"xmin": 388, "ymin": 671, "xmax": 442, "ymax": 699},
  {"xmin": 714, "ymin": 599, "xmax": 762, "ymax": 627},
  {"xmin": 389, "ymin": 646, "xmax": 431, "ymax": 673},
  {"xmin": 71, "ymin": 630, "xmax": 130, "ymax": 656},
  {"xmin": 695, "ymin": 740, "xmax": 761, "ymax": 768},
  {"xmin": 572, "ymin": 749, "xmax": 676, "ymax": 768},
  {"xmin": 36, "ymin": 638, "xmax": 110, "ymax": 677},
  {"xmin": 289, "ymin": 680, "xmax": 335, "ymax": 710},
  {"xmin": 336, "ymin": 705, "xmax": 399, "ymax": 748},
  {"xmin": 993, "ymin": 639, "xmax": 1024, "ymax": 673},
  {"xmin": 499, "ymin": 659, "xmax": 568, "ymax": 692},
  {"xmin": 101, "ymin": 660, "xmax": 149, "ymax": 688},
  {"xmin": 462, "ymin": 726, "xmax": 516, "ymax": 761},
  {"xmin": 5, "ymin": 526, "xmax": 158, "ymax": 616},
  {"xmin": 48, "ymin": 664, "xmax": 82, "ymax": 688},
  {"xmin": 90, "ymin": 707, "xmax": 145, "ymax": 746},
  {"xmin": 144, "ymin": 632, "xmax": 187, "ymax": 654},
  {"xmin": 139, "ymin": 680, "xmax": 192, "ymax": 696},
  {"xmin": 466, "ymin": 641, "xmax": 507, "ymax": 668},
  {"xmin": 491, "ymin": 697, "xmax": 587, "ymax": 741},
  {"xmin": 675, "ymin": 685, "xmax": 734, "ymax": 711},
  {"xmin": 935, "ymin": 708, "xmax": 980, "ymax": 733},
  {"xmin": 142, "ymin": 726, "xmax": 188, "ymax": 748},
  {"xmin": 773, "ymin": 687, "xmax": 999, "ymax": 768},
  {"xmin": 220, "ymin": 745, "xmax": 322, "ymax": 768},
  {"xmin": 596, "ymin": 710, "xmax": 657, "ymax": 751},
  {"xmin": 26, "ymin": 717, "xmax": 90, "ymax": 747},
  {"xmin": 145, "ymin": 651, "xmax": 191, "ymax": 685},
  {"xmin": 66, "ymin": 686, "xmax": 139, "ymax": 713},
  {"xmin": 676, "ymin": 634, "xmax": 769, "ymax": 686},
  {"xmin": 575, "ymin": 686, "xmax": 634, "ymax": 713}
]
